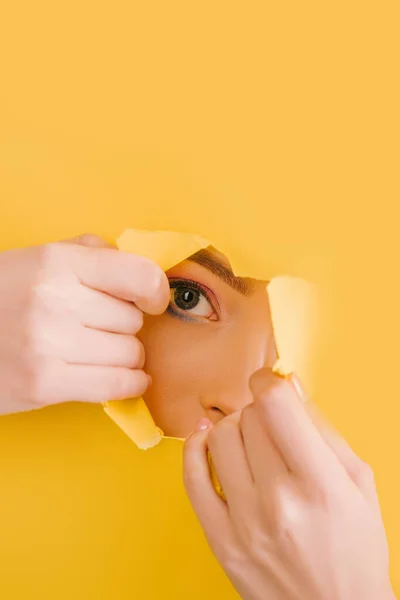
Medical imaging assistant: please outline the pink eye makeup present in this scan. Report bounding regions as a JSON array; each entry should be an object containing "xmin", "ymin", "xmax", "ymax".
[{"xmin": 167, "ymin": 277, "xmax": 220, "ymax": 323}]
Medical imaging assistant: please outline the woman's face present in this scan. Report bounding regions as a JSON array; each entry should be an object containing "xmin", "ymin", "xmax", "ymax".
[{"xmin": 138, "ymin": 248, "xmax": 276, "ymax": 438}]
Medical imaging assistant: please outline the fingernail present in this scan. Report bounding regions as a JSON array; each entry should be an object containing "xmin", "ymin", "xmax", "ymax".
[
  {"xmin": 196, "ymin": 418, "xmax": 212, "ymax": 432},
  {"xmin": 290, "ymin": 373, "xmax": 309, "ymax": 403},
  {"xmin": 146, "ymin": 374, "xmax": 153, "ymax": 386},
  {"xmin": 249, "ymin": 367, "xmax": 281, "ymax": 397}
]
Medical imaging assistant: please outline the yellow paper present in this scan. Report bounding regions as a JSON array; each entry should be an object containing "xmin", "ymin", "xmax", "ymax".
[
  {"xmin": 116, "ymin": 229, "xmax": 211, "ymax": 272},
  {"xmin": 267, "ymin": 276, "xmax": 320, "ymax": 385},
  {"xmin": 1, "ymin": 3, "xmax": 398, "ymax": 596},
  {"xmin": 104, "ymin": 228, "xmax": 319, "ymax": 451},
  {"xmin": 208, "ymin": 453, "xmax": 226, "ymax": 501},
  {"xmin": 103, "ymin": 399, "xmax": 164, "ymax": 450},
  {"xmin": 104, "ymin": 229, "xmax": 210, "ymax": 449}
]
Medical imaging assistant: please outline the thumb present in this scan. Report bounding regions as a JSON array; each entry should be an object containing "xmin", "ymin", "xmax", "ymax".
[{"xmin": 61, "ymin": 233, "xmax": 116, "ymax": 249}]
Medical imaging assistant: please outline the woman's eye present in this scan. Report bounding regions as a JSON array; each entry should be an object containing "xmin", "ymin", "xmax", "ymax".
[{"xmin": 169, "ymin": 284, "xmax": 218, "ymax": 320}]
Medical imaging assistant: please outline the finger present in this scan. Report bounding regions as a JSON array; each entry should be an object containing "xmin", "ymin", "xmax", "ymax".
[
  {"xmin": 303, "ymin": 396, "xmax": 379, "ymax": 506},
  {"xmin": 290, "ymin": 374, "xmax": 375, "ymax": 491},
  {"xmin": 61, "ymin": 234, "xmax": 116, "ymax": 249},
  {"xmin": 38, "ymin": 364, "xmax": 150, "ymax": 404},
  {"xmin": 290, "ymin": 372, "xmax": 309, "ymax": 404},
  {"xmin": 290, "ymin": 374, "xmax": 379, "ymax": 507},
  {"xmin": 183, "ymin": 421, "xmax": 231, "ymax": 540},
  {"xmin": 65, "ymin": 244, "xmax": 170, "ymax": 315},
  {"xmin": 207, "ymin": 412, "xmax": 254, "ymax": 512},
  {"xmin": 240, "ymin": 403, "xmax": 288, "ymax": 491},
  {"xmin": 290, "ymin": 374, "xmax": 361, "ymax": 477},
  {"xmin": 250, "ymin": 368, "xmax": 346, "ymax": 485},
  {"xmin": 289, "ymin": 374, "xmax": 353, "ymax": 469},
  {"xmin": 77, "ymin": 285, "xmax": 144, "ymax": 334},
  {"xmin": 62, "ymin": 327, "xmax": 145, "ymax": 368},
  {"xmin": 306, "ymin": 400, "xmax": 359, "ymax": 472}
]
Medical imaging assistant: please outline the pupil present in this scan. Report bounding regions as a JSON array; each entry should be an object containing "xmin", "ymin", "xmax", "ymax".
[{"xmin": 174, "ymin": 287, "xmax": 200, "ymax": 310}]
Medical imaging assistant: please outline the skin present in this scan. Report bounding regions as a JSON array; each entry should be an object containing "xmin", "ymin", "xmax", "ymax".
[
  {"xmin": 0, "ymin": 233, "xmax": 394, "ymax": 599},
  {"xmin": 183, "ymin": 370, "xmax": 396, "ymax": 600},
  {"xmin": 138, "ymin": 247, "xmax": 276, "ymax": 437},
  {"xmin": 0, "ymin": 234, "xmax": 169, "ymax": 414}
]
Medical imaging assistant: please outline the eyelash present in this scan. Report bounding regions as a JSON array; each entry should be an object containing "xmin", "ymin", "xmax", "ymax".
[{"xmin": 167, "ymin": 277, "xmax": 220, "ymax": 322}]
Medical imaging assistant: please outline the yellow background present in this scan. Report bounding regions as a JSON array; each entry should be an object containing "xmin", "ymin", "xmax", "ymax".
[{"xmin": 0, "ymin": 1, "xmax": 399, "ymax": 598}]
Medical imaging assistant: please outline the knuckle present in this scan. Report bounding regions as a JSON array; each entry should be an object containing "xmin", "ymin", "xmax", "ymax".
[
  {"xmin": 208, "ymin": 418, "xmax": 230, "ymax": 441},
  {"xmin": 206, "ymin": 425, "xmax": 219, "ymax": 447},
  {"xmin": 220, "ymin": 411, "xmax": 241, "ymax": 428},
  {"xmin": 112, "ymin": 369, "xmax": 148, "ymax": 399},
  {"xmin": 29, "ymin": 284, "xmax": 55, "ymax": 318},
  {"xmin": 207, "ymin": 424, "xmax": 223, "ymax": 450},
  {"xmin": 38, "ymin": 243, "xmax": 77, "ymax": 281},
  {"xmin": 130, "ymin": 338, "xmax": 145, "ymax": 368},
  {"xmin": 76, "ymin": 234, "xmax": 104, "ymax": 247},
  {"xmin": 245, "ymin": 528, "xmax": 271, "ymax": 559},
  {"xmin": 270, "ymin": 518, "xmax": 297, "ymax": 551},
  {"xmin": 40, "ymin": 242, "xmax": 66, "ymax": 269},
  {"xmin": 266, "ymin": 487, "xmax": 304, "ymax": 543},
  {"xmin": 352, "ymin": 459, "xmax": 375, "ymax": 488},
  {"xmin": 24, "ymin": 315, "xmax": 45, "ymax": 355},
  {"xmin": 220, "ymin": 546, "xmax": 251, "ymax": 579},
  {"xmin": 184, "ymin": 428, "xmax": 208, "ymax": 462},
  {"xmin": 111, "ymin": 369, "xmax": 132, "ymax": 398},
  {"xmin": 139, "ymin": 261, "xmax": 169, "ymax": 311},
  {"xmin": 131, "ymin": 308, "xmax": 144, "ymax": 333},
  {"xmin": 268, "ymin": 512, "xmax": 296, "ymax": 550},
  {"xmin": 207, "ymin": 414, "xmax": 239, "ymax": 447},
  {"xmin": 130, "ymin": 370, "xmax": 149, "ymax": 396},
  {"xmin": 239, "ymin": 404, "xmax": 255, "ymax": 431},
  {"xmin": 29, "ymin": 359, "xmax": 55, "ymax": 406},
  {"xmin": 122, "ymin": 255, "xmax": 169, "ymax": 314},
  {"xmin": 305, "ymin": 478, "xmax": 334, "ymax": 507}
]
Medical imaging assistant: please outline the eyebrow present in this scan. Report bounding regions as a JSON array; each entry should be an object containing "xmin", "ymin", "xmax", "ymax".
[{"xmin": 187, "ymin": 249, "xmax": 254, "ymax": 296}]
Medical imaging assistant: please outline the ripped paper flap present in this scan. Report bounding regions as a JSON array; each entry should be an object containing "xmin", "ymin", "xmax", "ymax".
[{"xmin": 104, "ymin": 229, "xmax": 320, "ymax": 450}]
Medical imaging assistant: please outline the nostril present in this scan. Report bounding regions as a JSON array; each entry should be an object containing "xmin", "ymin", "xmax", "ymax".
[{"xmin": 211, "ymin": 406, "xmax": 226, "ymax": 416}]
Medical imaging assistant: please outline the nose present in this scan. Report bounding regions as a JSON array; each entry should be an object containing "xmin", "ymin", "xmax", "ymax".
[
  {"xmin": 203, "ymin": 389, "xmax": 254, "ymax": 424},
  {"xmin": 202, "ymin": 327, "xmax": 276, "ymax": 422}
]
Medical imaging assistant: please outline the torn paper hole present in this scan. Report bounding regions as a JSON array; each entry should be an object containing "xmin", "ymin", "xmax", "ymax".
[{"xmin": 104, "ymin": 229, "xmax": 320, "ymax": 453}]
